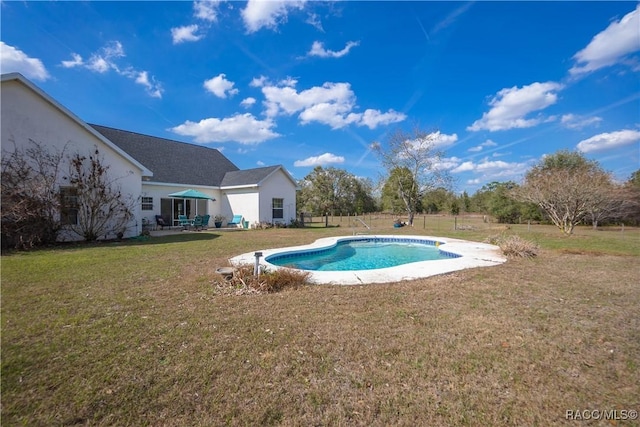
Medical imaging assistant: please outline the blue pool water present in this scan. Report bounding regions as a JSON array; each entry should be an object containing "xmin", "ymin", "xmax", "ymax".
[{"xmin": 266, "ymin": 238, "xmax": 458, "ymax": 271}]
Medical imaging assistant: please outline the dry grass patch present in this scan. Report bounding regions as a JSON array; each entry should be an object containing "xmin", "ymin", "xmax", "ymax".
[
  {"xmin": 2, "ymin": 225, "xmax": 639, "ymax": 426},
  {"xmin": 213, "ymin": 265, "xmax": 311, "ymax": 295},
  {"xmin": 486, "ymin": 234, "xmax": 540, "ymax": 258}
]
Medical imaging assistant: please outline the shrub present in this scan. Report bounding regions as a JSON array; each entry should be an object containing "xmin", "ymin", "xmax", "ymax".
[
  {"xmin": 214, "ymin": 265, "xmax": 310, "ymax": 295},
  {"xmin": 485, "ymin": 234, "xmax": 539, "ymax": 258}
]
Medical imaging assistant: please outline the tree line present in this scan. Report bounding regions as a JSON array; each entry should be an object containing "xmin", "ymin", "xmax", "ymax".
[{"xmin": 297, "ymin": 128, "xmax": 640, "ymax": 234}]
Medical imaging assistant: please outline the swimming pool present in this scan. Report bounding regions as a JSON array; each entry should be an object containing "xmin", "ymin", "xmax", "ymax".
[
  {"xmin": 230, "ymin": 235, "xmax": 507, "ymax": 285},
  {"xmin": 266, "ymin": 237, "xmax": 460, "ymax": 271}
]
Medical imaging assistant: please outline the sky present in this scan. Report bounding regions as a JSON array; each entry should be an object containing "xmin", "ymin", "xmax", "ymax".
[{"xmin": 2, "ymin": 1, "xmax": 639, "ymax": 194}]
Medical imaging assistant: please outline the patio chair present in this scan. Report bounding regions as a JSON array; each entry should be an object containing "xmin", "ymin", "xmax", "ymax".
[
  {"xmin": 201, "ymin": 214, "xmax": 210, "ymax": 229},
  {"xmin": 155, "ymin": 215, "xmax": 170, "ymax": 230},
  {"xmin": 227, "ymin": 214, "xmax": 244, "ymax": 228},
  {"xmin": 191, "ymin": 215, "xmax": 204, "ymax": 231},
  {"xmin": 178, "ymin": 214, "xmax": 191, "ymax": 230}
]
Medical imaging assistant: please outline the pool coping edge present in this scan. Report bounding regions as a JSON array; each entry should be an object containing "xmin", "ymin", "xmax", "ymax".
[{"xmin": 229, "ymin": 235, "xmax": 507, "ymax": 285}]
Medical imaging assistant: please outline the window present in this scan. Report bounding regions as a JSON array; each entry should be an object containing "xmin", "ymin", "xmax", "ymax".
[
  {"xmin": 60, "ymin": 187, "xmax": 79, "ymax": 225},
  {"xmin": 141, "ymin": 196, "xmax": 153, "ymax": 211},
  {"xmin": 272, "ymin": 198, "xmax": 284, "ymax": 219}
]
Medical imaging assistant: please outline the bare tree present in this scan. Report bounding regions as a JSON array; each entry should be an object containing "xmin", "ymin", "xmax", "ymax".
[
  {"xmin": 513, "ymin": 150, "xmax": 615, "ymax": 235},
  {"xmin": 65, "ymin": 148, "xmax": 136, "ymax": 241},
  {"xmin": 1, "ymin": 140, "xmax": 66, "ymax": 250},
  {"xmin": 373, "ymin": 127, "xmax": 450, "ymax": 225}
]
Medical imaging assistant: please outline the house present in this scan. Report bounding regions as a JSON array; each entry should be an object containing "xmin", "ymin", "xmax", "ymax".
[
  {"xmin": 1, "ymin": 72, "xmax": 298, "ymax": 240},
  {"xmin": 90, "ymin": 125, "xmax": 298, "ymax": 229}
]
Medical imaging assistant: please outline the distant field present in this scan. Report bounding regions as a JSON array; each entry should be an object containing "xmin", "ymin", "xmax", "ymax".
[{"xmin": 2, "ymin": 219, "xmax": 638, "ymax": 426}]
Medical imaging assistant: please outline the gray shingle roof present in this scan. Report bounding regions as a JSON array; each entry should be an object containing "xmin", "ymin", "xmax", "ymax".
[
  {"xmin": 90, "ymin": 124, "xmax": 239, "ymax": 187},
  {"xmin": 220, "ymin": 165, "xmax": 281, "ymax": 187}
]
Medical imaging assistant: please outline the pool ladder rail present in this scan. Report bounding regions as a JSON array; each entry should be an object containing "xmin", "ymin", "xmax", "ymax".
[{"xmin": 352, "ymin": 218, "xmax": 371, "ymax": 235}]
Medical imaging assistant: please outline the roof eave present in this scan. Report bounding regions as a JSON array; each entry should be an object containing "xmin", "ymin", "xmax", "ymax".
[{"xmin": 220, "ymin": 184, "xmax": 259, "ymax": 190}]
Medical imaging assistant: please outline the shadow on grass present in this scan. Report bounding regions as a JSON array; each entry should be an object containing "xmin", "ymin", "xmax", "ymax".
[
  {"xmin": 116, "ymin": 232, "xmax": 222, "ymax": 247},
  {"xmin": 0, "ymin": 232, "xmax": 222, "ymax": 255}
]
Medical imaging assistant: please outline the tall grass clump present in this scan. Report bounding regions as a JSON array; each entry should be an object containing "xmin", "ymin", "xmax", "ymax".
[
  {"xmin": 485, "ymin": 234, "xmax": 539, "ymax": 258},
  {"xmin": 214, "ymin": 265, "xmax": 311, "ymax": 295}
]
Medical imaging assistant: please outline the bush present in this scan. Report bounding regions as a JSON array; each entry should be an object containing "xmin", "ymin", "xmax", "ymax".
[
  {"xmin": 485, "ymin": 234, "xmax": 539, "ymax": 258},
  {"xmin": 214, "ymin": 265, "xmax": 310, "ymax": 295}
]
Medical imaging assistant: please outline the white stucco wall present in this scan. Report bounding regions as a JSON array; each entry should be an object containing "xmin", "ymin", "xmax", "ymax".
[
  {"xmin": 224, "ymin": 189, "xmax": 259, "ymax": 226},
  {"xmin": 258, "ymin": 170, "xmax": 297, "ymax": 224},
  {"xmin": 1, "ymin": 78, "xmax": 144, "ymax": 240}
]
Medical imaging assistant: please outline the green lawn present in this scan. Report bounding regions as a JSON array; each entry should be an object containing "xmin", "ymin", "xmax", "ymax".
[{"xmin": 2, "ymin": 217, "xmax": 639, "ymax": 426}]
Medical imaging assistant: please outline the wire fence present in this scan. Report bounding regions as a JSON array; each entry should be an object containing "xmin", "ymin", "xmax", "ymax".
[{"xmin": 301, "ymin": 212, "xmax": 506, "ymax": 232}]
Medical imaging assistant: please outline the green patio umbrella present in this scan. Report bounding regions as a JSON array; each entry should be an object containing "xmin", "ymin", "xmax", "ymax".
[{"xmin": 168, "ymin": 189, "xmax": 216, "ymax": 216}]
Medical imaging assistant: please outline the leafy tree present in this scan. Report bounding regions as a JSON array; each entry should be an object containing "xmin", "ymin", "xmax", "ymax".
[
  {"xmin": 618, "ymin": 170, "xmax": 640, "ymax": 225},
  {"xmin": 513, "ymin": 150, "xmax": 614, "ymax": 234},
  {"xmin": 353, "ymin": 177, "xmax": 378, "ymax": 214},
  {"xmin": 628, "ymin": 170, "xmax": 640, "ymax": 188},
  {"xmin": 373, "ymin": 127, "xmax": 450, "ymax": 225},
  {"xmin": 461, "ymin": 191, "xmax": 472, "ymax": 213},
  {"xmin": 468, "ymin": 181, "xmax": 541, "ymax": 223},
  {"xmin": 381, "ymin": 167, "xmax": 420, "ymax": 214},
  {"xmin": 449, "ymin": 199, "xmax": 460, "ymax": 216},
  {"xmin": 65, "ymin": 148, "xmax": 136, "ymax": 241},
  {"xmin": 485, "ymin": 181, "xmax": 522, "ymax": 223},
  {"xmin": 1, "ymin": 140, "xmax": 66, "ymax": 250},
  {"xmin": 297, "ymin": 166, "xmax": 376, "ymax": 215},
  {"xmin": 422, "ymin": 187, "xmax": 456, "ymax": 214}
]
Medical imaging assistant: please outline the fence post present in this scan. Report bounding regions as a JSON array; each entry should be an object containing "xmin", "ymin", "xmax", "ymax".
[{"xmin": 454, "ymin": 216, "xmax": 457, "ymax": 231}]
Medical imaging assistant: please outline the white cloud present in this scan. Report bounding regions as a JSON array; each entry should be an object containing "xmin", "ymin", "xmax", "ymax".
[
  {"xmin": 430, "ymin": 131, "xmax": 458, "ymax": 148},
  {"xmin": 466, "ymin": 178, "xmax": 481, "ymax": 185},
  {"xmin": 60, "ymin": 41, "xmax": 162, "ymax": 98},
  {"xmin": 475, "ymin": 160, "xmax": 512, "ymax": 172},
  {"xmin": 439, "ymin": 156, "xmax": 531, "ymax": 183},
  {"xmin": 570, "ymin": 5, "xmax": 640, "ymax": 76},
  {"xmin": 279, "ymin": 76, "xmax": 298, "ymax": 87},
  {"xmin": 359, "ymin": 109, "xmax": 406, "ymax": 129},
  {"xmin": 305, "ymin": 13, "xmax": 324, "ymax": 31},
  {"xmin": 61, "ymin": 52, "xmax": 83, "ymax": 68},
  {"xmin": 194, "ymin": 0, "xmax": 222, "ymax": 22},
  {"xmin": 298, "ymin": 102, "xmax": 360, "ymax": 129},
  {"xmin": 0, "ymin": 42, "xmax": 50, "ymax": 81},
  {"xmin": 241, "ymin": 0, "xmax": 306, "ymax": 33},
  {"xmin": 170, "ymin": 113, "xmax": 280, "ymax": 144},
  {"xmin": 263, "ymin": 81, "xmax": 354, "ymax": 117},
  {"xmin": 577, "ymin": 129, "xmax": 640, "ymax": 153},
  {"xmin": 307, "ymin": 40, "xmax": 360, "ymax": 58},
  {"xmin": 85, "ymin": 40, "xmax": 124, "ymax": 73},
  {"xmin": 294, "ymin": 152, "xmax": 345, "ymax": 167},
  {"xmin": 261, "ymin": 80, "xmax": 405, "ymax": 129},
  {"xmin": 204, "ymin": 73, "xmax": 239, "ymax": 98},
  {"xmin": 250, "ymin": 75, "xmax": 268, "ymax": 87},
  {"xmin": 240, "ymin": 97, "xmax": 256, "ymax": 108},
  {"xmin": 561, "ymin": 114, "xmax": 603, "ymax": 130},
  {"xmin": 452, "ymin": 161, "xmax": 475, "ymax": 173},
  {"xmin": 256, "ymin": 160, "xmax": 266, "ymax": 166},
  {"xmin": 468, "ymin": 139, "xmax": 498, "ymax": 152},
  {"xmin": 468, "ymin": 81, "xmax": 563, "ymax": 132},
  {"xmin": 433, "ymin": 156, "xmax": 462, "ymax": 171},
  {"xmin": 134, "ymin": 71, "xmax": 163, "ymax": 99},
  {"xmin": 171, "ymin": 24, "xmax": 203, "ymax": 44}
]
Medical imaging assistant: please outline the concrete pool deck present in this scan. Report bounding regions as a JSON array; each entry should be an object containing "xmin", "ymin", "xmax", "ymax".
[{"xmin": 229, "ymin": 235, "xmax": 507, "ymax": 285}]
